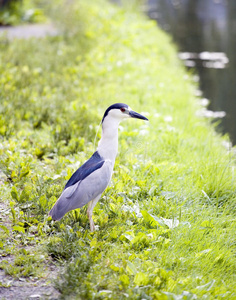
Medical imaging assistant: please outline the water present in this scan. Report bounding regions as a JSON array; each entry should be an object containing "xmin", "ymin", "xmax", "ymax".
[{"xmin": 146, "ymin": 0, "xmax": 236, "ymax": 144}]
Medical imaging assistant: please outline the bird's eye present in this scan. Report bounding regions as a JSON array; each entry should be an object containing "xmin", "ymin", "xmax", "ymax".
[{"xmin": 120, "ymin": 108, "xmax": 126, "ymax": 112}]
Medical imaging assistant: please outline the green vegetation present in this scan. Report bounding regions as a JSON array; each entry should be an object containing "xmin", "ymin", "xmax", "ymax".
[
  {"xmin": 0, "ymin": 0, "xmax": 235, "ymax": 299},
  {"xmin": 0, "ymin": 0, "xmax": 46, "ymax": 25}
]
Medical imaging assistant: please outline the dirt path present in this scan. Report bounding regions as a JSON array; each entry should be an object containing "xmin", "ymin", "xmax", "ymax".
[
  {"xmin": 0, "ymin": 23, "xmax": 58, "ymax": 39},
  {"xmin": 0, "ymin": 263, "xmax": 60, "ymax": 300}
]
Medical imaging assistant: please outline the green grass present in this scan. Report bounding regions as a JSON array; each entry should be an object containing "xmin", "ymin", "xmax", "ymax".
[
  {"xmin": 0, "ymin": 0, "xmax": 46, "ymax": 25},
  {"xmin": 0, "ymin": 0, "xmax": 236, "ymax": 299}
]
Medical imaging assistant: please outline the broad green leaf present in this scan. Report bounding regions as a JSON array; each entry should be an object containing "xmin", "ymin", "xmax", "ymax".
[
  {"xmin": 141, "ymin": 210, "xmax": 160, "ymax": 227},
  {"xmin": 126, "ymin": 261, "xmax": 137, "ymax": 275},
  {"xmin": 12, "ymin": 225, "xmax": 25, "ymax": 233},
  {"xmin": 11, "ymin": 186, "xmax": 18, "ymax": 201},
  {"xmin": 0, "ymin": 225, "xmax": 9, "ymax": 234},
  {"xmin": 119, "ymin": 274, "xmax": 130, "ymax": 285},
  {"xmin": 110, "ymin": 264, "xmax": 119, "ymax": 272},
  {"xmin": 134, "ymin": 272, "xmax": 149, "ymax": 286}
]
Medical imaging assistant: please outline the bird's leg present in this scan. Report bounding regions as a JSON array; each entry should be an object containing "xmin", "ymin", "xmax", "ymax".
[
  {"xmin": 87, "ymin": 203, "xmax": 95, "ymax": 232},
  {"xmin": 87, "ymin": 195, "xmax": 100, "ymax": 232},
  {"xmin": 88, "ymin": 212, "xmax": 95, "ymax": 232}
]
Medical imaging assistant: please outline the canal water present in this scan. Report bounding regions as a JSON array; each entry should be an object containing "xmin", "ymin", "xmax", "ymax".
[{"xmin": 146, "ymin": 0, "xmax": 236, "ymax": 145}]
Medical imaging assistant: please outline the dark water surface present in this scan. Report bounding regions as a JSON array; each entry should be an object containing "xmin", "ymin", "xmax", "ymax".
[{"xmin": 147, "ymin": 0, "xmax": 236, "ymax": 144}]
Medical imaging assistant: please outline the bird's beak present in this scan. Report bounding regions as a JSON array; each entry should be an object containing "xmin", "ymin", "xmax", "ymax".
[{"xmin": 129, "ymin": 110, "xmax": 149, "ymax": 121}]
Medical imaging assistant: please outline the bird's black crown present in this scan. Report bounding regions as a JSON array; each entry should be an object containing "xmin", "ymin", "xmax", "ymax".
[{"xmin": 102, "ymin": 103, "xmax": 128, "ymax": 123}]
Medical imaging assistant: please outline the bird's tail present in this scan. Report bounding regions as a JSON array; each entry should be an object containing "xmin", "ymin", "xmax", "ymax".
[{"xmin": 48, "ymin": 195, "xmax": 71, "ymax": 221}]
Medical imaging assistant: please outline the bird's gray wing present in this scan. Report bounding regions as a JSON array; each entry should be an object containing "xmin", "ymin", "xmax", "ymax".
[{"xmin": 49, "ymin": 160, "xmax": 113, "ymax": 220}]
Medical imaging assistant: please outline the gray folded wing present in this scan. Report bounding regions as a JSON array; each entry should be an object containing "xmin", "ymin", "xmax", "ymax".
[{"xmin": 49, "ymin": 160, "xmax": 113, "ymax": 220}]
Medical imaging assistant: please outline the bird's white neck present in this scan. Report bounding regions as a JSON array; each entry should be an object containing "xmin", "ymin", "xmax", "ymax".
[{"xmin": 97, "ymin": 116, "xmax": 120, "ymax": 162}]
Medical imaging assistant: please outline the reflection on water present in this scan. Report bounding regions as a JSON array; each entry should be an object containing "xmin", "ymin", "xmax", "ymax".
[
  {"xmin": 178, "ymin": 51, "xmax": 228, "ymax": 69},
  {"xmin": 147, "ymin": 0, "xmax": 236, "ymax": 144}
]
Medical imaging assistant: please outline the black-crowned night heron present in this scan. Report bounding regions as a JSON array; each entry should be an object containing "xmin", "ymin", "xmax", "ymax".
[{"xmin": 49, "ymin": 103, "xmax": 148, "ymax": 231}]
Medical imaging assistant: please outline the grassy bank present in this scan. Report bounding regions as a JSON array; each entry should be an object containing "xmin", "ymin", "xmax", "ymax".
[{"xmin": 0, "ymin": 0, "xmax": 235, "ymax": 299}]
